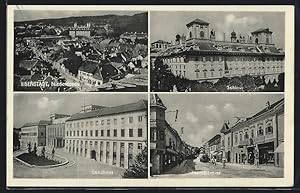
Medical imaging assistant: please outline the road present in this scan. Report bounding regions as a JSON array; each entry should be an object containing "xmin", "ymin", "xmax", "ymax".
[
  {"xmin": 152, "ymin": 157, "xmax": 284, "ymax": 178},
  {"xmin": 13, "ymin": 148, "xmax": 125, "ymax": 178}
]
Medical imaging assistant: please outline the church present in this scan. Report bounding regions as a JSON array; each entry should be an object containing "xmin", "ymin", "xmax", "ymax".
[{"xmin": 156, "ymin": 19, "xmax": 284, "ymax": 83}]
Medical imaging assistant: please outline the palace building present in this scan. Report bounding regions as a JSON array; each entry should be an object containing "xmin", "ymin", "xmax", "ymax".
[
  {"xmin": 155, "ymin": 19, "xmax": 285, "ymax": 83},
  {"xmin": 64, "ymin": 100, "xmax": 148, "ymax": 169},
  {"xmin": 46, "ymin": 114, "xmax": 70, "ymax": 148},
  {"xmin": 19, "ymin": 120, "xmax": 50, "ymax": 149},
  {"xmin": 69, "ymin": 22, "xmax": 91, "ymax": 38}
]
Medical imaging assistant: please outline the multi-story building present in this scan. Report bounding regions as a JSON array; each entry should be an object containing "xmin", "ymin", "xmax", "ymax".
[
  {"xmin": 64, "ymin": 100, "xmax": 148, "ymax": 169},
  {"xmin": 69, "ymin": 22, "xmax": 91, "ymax": 38},
  {"xmin": 46, "ymin": 114, "xmax": 70, "ymax": 148},
  {"xmin": 150, "ymin": 94, "xmax": 167, "ymax": 175},
  {"xmin": 207, "ymin": 134, "xmax": 221, "ymax": 160},
  {"xmin": 220, "ymin": 122, "xmax": 233, "ymax": 162},
  {"xmin": 19, "ymin": 120, "xmax": 50, "ymax": 149},
  {"xmin": 156, "ymin": 19, "xmax": 284, "ymax": 83},
  {"xmin": 231, "ymin": 98, "xmax": 284, "ymax": 167},
  {"xmin": 150, "ymin": 94, "xmax": 196, "ymax": 175}
]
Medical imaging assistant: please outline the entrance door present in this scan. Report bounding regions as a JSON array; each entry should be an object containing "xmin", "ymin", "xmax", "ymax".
[{"xmin": 91, "ymin": 150, "xmax": 96, "ymax": 160}]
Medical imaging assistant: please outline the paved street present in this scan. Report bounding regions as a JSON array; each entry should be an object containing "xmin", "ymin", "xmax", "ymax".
[
  {"xmin": 13, "ymin": 148, "xmax": 125, "ymax": 178},
  {"xmin": 152, "ymin": 156, "xmax": 283, "ymax": 178}
]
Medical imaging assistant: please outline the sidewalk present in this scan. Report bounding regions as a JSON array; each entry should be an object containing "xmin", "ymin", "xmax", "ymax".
[{"xmin": 214, "ymin": 160, "xmax": 283, "ymax": 173}]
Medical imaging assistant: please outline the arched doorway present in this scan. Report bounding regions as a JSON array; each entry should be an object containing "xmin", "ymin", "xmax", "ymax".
[{"xmin": 90, "ymin": 150, "xmax": 96, "ymax": 160}]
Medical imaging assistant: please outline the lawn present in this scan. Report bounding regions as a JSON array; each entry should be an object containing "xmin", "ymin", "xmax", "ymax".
[{"xmin": 17, "ymin": 153, "xmax": 60, "ymax": 166}]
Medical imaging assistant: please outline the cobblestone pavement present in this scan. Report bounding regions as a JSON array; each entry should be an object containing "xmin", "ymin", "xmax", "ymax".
[
  {"xmin": 152, "ymin": 156, "xmax": 283, "ymax": 178},
  {"xmin": 13, "ymin": 148, "xmax": 125, "ymax": 178}
]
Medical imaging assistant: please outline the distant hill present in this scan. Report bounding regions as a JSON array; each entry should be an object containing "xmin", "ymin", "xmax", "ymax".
[{"xmin": 15, "ymin": 12, "xmax": 148, "ymax": 33}]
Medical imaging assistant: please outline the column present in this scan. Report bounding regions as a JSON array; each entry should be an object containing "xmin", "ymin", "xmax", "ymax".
[
  {"xmin": 103, "ymin": 141, "xmax": 107, "ymax": 164},
  {"xmin": 109, "ymin": 141, "xmax": 114, "ymax": 165},
  {"xmin": 124, "ymin": 142, "xmax": 129, "ymax": 169},
  {"xmin": 116, "ymin": 141, "xmax": 120, "ymax": 167}
]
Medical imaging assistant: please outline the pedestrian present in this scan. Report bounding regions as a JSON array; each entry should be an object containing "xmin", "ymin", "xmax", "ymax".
[
  {"xmin": 51, "ymin": 147, "xmax": 55, "ymax": 160},
  {"xmin": 222, "ymin": 157, "xmax": 226, "ymax": 168}
]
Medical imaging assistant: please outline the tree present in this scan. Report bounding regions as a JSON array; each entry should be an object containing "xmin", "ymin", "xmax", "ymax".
[
  {"xmin": 277, "ymin": 73, "xmax": 284, "ymax": 91},
  {"xmin": 240, "ymin": 75, "xmax": 256, "ymax": 91},
  {"xmin": 27, "ymin": 143, "xmax": 32, "ymax": 153},
  {"xmin": 123, "ymin": 146, "xmax": 148, "ymax": 178},
  {"xmin": 33, "ymin": 143, "xmax": 37, "ymax": 156}
]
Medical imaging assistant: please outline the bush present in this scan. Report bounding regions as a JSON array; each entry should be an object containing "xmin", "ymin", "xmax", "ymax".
[{"xmin": 123, "ymin": 146, "xmax": 148, "ymax": 178}]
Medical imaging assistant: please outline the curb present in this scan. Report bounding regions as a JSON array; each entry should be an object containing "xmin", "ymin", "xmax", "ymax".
[{"xmin": 14, "ymin": 152, "xmax": 69, "ymax": 169}]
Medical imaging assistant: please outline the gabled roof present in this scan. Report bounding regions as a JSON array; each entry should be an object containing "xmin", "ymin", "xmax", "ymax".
[
  {"xmin": 67, "ymin": 100, "xmax": 148, "ymax": 121},
  {"xmin": 19, "ymin": 60, "xmax": 39, "ymax": 70},
  {"xmin": 186, "ymin": 19, "xmax": 209, "ymax": 27},
  {"xmin": 220, "ymin": 123, "xmax": 230, "ymax": 134},
  {"xmin": 150, "ymin": 94, "xmax": 166, "ymax": 109}
]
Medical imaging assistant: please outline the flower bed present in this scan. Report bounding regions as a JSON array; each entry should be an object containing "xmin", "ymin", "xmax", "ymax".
[{"xmin": 17, "ymin": 153, "xmax": 61, "ymax": 166}]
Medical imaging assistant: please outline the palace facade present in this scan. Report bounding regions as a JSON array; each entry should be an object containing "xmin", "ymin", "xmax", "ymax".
[
  {"xmin": 46, "ymin": 114, "xmax": 70, "ymax": 148},
  {"xmin": 19, "ymin": 120, "xmax": 50, "ymax": 149},
  {"xmin": 155, "ymin": 19, "xmax": 285, "ymax": 83},
  {"xmin": 64, "ymin": 100, "xmax": 148, "ymax": 169}
]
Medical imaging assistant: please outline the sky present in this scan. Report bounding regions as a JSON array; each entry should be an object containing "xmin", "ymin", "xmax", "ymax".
[
  {"xmin": 151, "ymin": 11, "xmax": 285, "ymax": 49},
  {"xmin": 158, "ymin": 94, "xmax": 283, "ymax": 148},
  {"xmin": 14, "ymin": 10, "xmax": 144, "ymax": 22},
  {"xmin": 13, "ymin": 93, "xmax": 147, "ymax": 128}
]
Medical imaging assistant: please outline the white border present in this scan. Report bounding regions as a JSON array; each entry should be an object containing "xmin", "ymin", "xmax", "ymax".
[{"xmin": 7, "ymin": 5, "xmax": 294, "ymax": 187}]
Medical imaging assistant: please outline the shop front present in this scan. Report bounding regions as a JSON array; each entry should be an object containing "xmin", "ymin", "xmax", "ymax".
[{"xmin": 258, "ymin": 141, "xmax": 275, "ymax": 165}]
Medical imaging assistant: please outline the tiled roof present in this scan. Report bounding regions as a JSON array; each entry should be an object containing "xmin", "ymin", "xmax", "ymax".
[
  {"xmin": 251, "ymin": 28, "xmax": 272, "ymax": 34},
  {"xmin": 231, "ymin": 98, "xmax": 284, "ymax": 131},
  {"xmin": 152, "ymin": 40, "xmax": 171, "ymax": 44},
  {"xmin": 22, "ymin": 120, "xmax": 51, "ymax": 128},
  {"xmin": 79, "ymin": 61, "xmax": 99, "ymax": 74},
  {"xmin": 67, "ymin": 100, "xmax": 147, "ymax": 121},
  {"xmin": 186, "ymin": 19, "xmax": 210, "ymax": 27},
  {"xmin": 159, "ymin": 41, "xmax": 284, "ymax": 56}
]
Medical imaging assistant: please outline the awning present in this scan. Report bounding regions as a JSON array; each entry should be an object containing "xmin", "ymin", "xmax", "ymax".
[{"xmin": 274, "ymin": 142, "xmax": 284, "ymax": 153}]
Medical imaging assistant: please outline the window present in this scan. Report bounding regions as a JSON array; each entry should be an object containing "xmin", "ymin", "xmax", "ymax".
[
  {"xmin": 81, "ymin": 122, "xmax": 84, "ymax": 128},
  {"xmin": 41, "ymin": 132, "xmax": 43, "ymax": 136},
  {"xmin": 90, "ymin": 130, "xmax": 93, "ymax": 137},
  {"xmin": 77, "ymin": 131, "xmax": 79, "ymax": 137},
  {"xmin": 114, "ymin": 119, "xmax": 117, "ymax": 125},
  {"xmin": 138, "ymin": 143, "xmax": 143, "ymax": 151},
  {"xmin": 227, "ymin": 136, "xmax": 231, "ymax": 147},
  {"xmin": 257, "ymin": 125, "xmax": 264, "ymax": 136},
  {"xmin": 121, "ymin": 129, "xmax": 125, "ymax": 137},
  {"xmin": 121, "ymin": 118, "xmax": 125, "ymax": 124},
  {"xmin": 86, "ymin": 121, "xmax": 88, "ymax": 127},
  {"xmin": 239, "ymin": 133, "xmax": 242, "ymax": 141},
  {"xmin": 129, "ymin": 129, "xmax": 133, "ymax": 137},
  {"xmin": 244, "ymin": 131, "xmax": 249, "ymax": 139},
  {"xmin": 129, "ymin": 117, "xmax": 133, "ymax": 123},
  {"xmin": 107, "ymin": 130, "xmax": 110, "ymax": 137},
  {"xmin": 95, "ymin": 130, "xmax": 98, "ymax": 137},
  {"xmin": 189, "ymin": 31, "xmax": 192, "ymax": 38},
  {"xmin": 138, "ymin": 128, "xmax": 143, "ymax": 137},
  {"xmin": 101, "ymin": 130, "xmax": 104, "ymax": 137},
  {"xmin": 160, "ymin": 131, "xmax": 165, "ymax": 140},
  {"xmin": 66, "ymin": 131, "xmax": 68, "ymax": 136},
  {"xmin": 101, "ymin": 120, "xmax": 104, "ymax": 125},
  {"xmin": 114, "ymin": 129, "xmax": 117, "ymax": 137},
  {"xmin": 200, "ymin": 31, "xmax": 204, "ymax": 38},
  {"xmin": 234, "ymin": 134, "xmax": 238, "ymax": 144},
  {"xmin": 138, "ymin": 116, "xmax": 143, "ymax": 122},
  {"xmin": 85, "ymin": 130, "xmax": 88, "ymax": 137},
  {"xmin": 251, "ymin": 129, "xmax": 254, "ymax": 138},
  {"xmin": 95, "ymin": 121, "xmax": 98, "ymax": 126},
  {"xmin": 266, "ymin": 122, "xmax": 273, "ymax": 135},
  {"xmin": 107, "ymin": 119, "xmax": 110, "ymax": 125},
  {"xmin": 90, "ymin": 121, "xmax": 93, "ymax": 127}
]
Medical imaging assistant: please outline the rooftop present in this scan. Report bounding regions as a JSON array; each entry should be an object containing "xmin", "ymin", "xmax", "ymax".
[
  {"xmin": 67, "ymin": 100, "xmax": 148, "ymax": 121},
  {"xmin": 186, "ymin": 19, "xmax": 210, "ymax": 27}
]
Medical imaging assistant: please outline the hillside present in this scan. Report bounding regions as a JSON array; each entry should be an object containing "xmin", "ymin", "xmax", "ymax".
[{"xmin": 15, "ymin": 12, "xmax": 148, "ymax": 33}]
